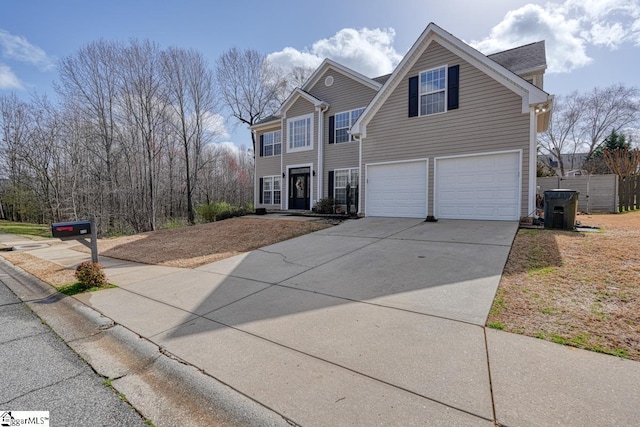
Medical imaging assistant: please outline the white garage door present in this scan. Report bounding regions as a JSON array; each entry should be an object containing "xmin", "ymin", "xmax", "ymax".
[
  {"xmin": 436, "ymin": 152, "xmax": 520, "ymax": 220},
  {"xmin": 366, "ymin": 160, "xmax": 427, "ymax": 218}
]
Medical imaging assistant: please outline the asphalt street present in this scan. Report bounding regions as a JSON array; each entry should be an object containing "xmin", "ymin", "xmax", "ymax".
[{"xmin": 0, "ymin": 270, "xmax": 146, "ymax": 427}]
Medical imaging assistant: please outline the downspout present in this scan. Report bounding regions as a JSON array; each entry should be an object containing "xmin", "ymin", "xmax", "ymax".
[
  {"xmin": 528, "ymin": 107, "xmax": 537, "ymax": 218},
  {"xmin": 252, "ymin": 129, "xmax": 258, "ymax": 211},
  {"xmin": 317, "ymin": 104, "xmax": 329, "ymax": 207},
  {"xmin": 281, "ymin": 117, "xmax": 285, "ymax": 210},
  {"xmin": 357, "ymin": 134, "xmax": 363, "ymax": 216}
]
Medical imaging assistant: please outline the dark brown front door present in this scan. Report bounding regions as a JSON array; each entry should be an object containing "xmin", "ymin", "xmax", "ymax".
[{"xmin": 289, "ymin": 168, "xmax": 310, "ymax": 210}]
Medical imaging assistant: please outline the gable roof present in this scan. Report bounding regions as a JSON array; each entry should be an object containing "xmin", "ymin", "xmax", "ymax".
[
  {"xmin": 352, "ymin": 22, "xmax": 551, "ymax": 137},
  {"xmin": 251, "ymin": 114, "xmax": 281, "ymax": 129},
  {"xmin": 488, "ymin": 41, "xmax": 547, "ymax": 75},
  {"xmin": 372, "ymin": 73, "xmax": 391, "ymax": 85},
  {"xmin": 302, "ymin": 58, "xmax": 382, "ymax": 92},
  {"xmin": 273, "ymin": 88, "xmax": 328, "ymax": 117}
]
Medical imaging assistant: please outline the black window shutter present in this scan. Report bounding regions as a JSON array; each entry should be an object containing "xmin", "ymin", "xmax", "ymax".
[
  {"xmin": 328, "ymin": 171, "xmax": 334, "ymax": 199},
  {"xmin": 408, "ymin": 76, "xmax": 419, "ymax": 117},
  {"xmin": 328, "ymin": 116, "xmax": 335, "ymax": 144},
  {"xmin": 259, "ymin": 178, "xmax": 263, "ymax": 204},
  {"xmin": 259, "ymin": 135, "xmax": 264, "ymax": 157},
  {"xmin": 447, "ymin": 65, "xmax": 460, "ymax": 111}
]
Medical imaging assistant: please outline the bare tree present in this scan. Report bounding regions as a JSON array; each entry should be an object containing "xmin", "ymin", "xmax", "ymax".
[
  {"xmin": 56, "ymin": 40, "xmax": 122, "ymax": 229},
  {"xmin": 162, "ymin": 47, "xmax": 218, "ymax": 224},
  {"xmin": 579, "ymin": 84, "xmax": 640, "ymax": 158},
  {"xmin": 1, "ymin": 40, "xmax": 258, "ymax": 230},
  {"xmin": 215, "ymin": 48, "xmax": 286, "ymax": 152},
  {"xmin": 119, "ymin": 39, "xmax": 167, "ymax": 231},
  {"xmin": 538, "ymin": 92, "xmax": 583, "ymax": 176},
  {"xmin": 276, "ymin": 65, "xmax": 316, "ymax": 103},
  {"xmin": 0, "ymin": 94, "xmax": 33, "ymax": 221},
  {"xmin": 603, "ymin": 147, "xmax": 640, "ymax": 179}
]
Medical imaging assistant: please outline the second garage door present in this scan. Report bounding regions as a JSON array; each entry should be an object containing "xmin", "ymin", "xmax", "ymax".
[
  {"xmin": 435, "ymin": 151, "xmax": 521, "ymax": 220},
  {"xmin": 366, "ymin": 160, "xmax": 427, "ymax": 218}
]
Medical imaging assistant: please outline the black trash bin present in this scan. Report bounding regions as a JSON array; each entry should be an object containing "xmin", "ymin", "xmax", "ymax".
[{"xmin": 543, "ymin": 189, "xmax": 579, "ymax": 230}]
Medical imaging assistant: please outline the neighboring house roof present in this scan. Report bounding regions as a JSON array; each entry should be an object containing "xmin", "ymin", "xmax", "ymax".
[
  {"xmin": 488, "ymin": 41, "xmax": 547, "ymax": 75},
  {"xmin": 539, "ymin": 153, "xmax": 589, "ymax": 172},
  {"xmin": 302, "ymin": 58, "xmax": 382, "ymax": 92},
  {"xmin": 352, "ymin": 22, "xmax": 551, "ymax": 138}
]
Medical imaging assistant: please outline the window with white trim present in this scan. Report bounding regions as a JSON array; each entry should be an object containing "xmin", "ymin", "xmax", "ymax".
[
  {"xmin": 335, "ymin": 108, "xmax": 365, "ymax": 143},
  {"xmin": 263, "ymin": 130, "xmax": 281, "ymax": 156},
  {"xmin": 262, "ymin": 176, "xmax": 281, "ymax": 205},
  {"xmin": 420, "ymin": 66, "xmax": 446, "ymax": 115},
  {"xmin": 334, "ymin": 168, "xmax": 359, "ymax": 207},
  {"xmin": 287, "ymin": 114, "xmax": 313, "ymax": 152}
]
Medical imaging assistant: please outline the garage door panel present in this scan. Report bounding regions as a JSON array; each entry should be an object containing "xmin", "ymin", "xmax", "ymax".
[
  {"xmin": 436, "ymin": 152, "xmax": 520, "ymax": 221},
  {"xmin": 367, "ymin": 161, "xmax": 427, "ymax": 218}
]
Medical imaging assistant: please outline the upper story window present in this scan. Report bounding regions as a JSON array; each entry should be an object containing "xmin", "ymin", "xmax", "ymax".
[
  {"xmin": 420, "ymin": 66, "xmax": 446, "ymax": 115},
  {"xmin": 335, "ymin": 108, "xmax": 365, "ymax": 143},
  {"xmin": 287, "ymin": 114, "xmax": 313, "ymax": 153},
  {"xmin": 263, "ymin": 130, "xmax": 281, "ymax": 156}
]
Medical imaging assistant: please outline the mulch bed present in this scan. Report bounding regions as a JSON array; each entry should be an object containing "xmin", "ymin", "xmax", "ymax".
[{"xmin": 74, "ymin": 217, "xmax": 332, "ymax": 268}]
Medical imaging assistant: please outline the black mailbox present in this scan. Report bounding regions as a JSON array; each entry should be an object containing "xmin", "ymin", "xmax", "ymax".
[{"xmin": 51, "ymin": 221, "xmax": 92, "ymax": 239}]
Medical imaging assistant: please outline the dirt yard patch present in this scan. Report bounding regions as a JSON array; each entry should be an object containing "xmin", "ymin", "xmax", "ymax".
[
  {"xmin": 488, "ymin": 211, "xmax": 640, "ymax": 361},
  {"xmin": 73, "ymin": 216, "xmax": 332, "ymax": 268}
]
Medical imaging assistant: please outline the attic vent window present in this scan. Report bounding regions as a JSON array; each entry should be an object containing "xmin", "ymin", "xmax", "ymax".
[{"xmin": 324, "ymin": 76, "xmax": 334, "ymax": 87}]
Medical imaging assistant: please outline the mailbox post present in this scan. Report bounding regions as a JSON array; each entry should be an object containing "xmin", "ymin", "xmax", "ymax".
[{"xmin": 51, "ymin": 220, "xmax": 99, "ymax": 263}]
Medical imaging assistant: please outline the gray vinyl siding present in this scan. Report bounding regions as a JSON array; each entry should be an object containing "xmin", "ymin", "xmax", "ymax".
[
  {"xmin": 307, "ymin": 69, "xmax": 378, "ymax": 198},
  {"xmin": 362, "ymin": 41, "xmax": 532, "ymax": 217},
  {"xmin": 255, "ymin": 123, "xmax": 283, "ymax": 208}
]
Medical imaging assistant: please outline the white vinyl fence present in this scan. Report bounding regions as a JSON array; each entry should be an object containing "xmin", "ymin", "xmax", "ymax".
[{"xmin": 537, "ymin": 175, "xmax": 618, "ymax": 213}]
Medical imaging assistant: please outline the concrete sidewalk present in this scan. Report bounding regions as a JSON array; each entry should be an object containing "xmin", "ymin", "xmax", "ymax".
[
  {"xmin": 5, "ymin": 220, "xmax": 640, "ymax": 426},
  {"xmin": 0, "ymin": 265, "xmax": 146, "ymax": 426}
]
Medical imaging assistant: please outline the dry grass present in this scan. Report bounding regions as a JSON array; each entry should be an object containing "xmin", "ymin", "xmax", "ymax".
[
  {"xmin": 1, "ymin": 251, "xmax": 75, "ymax": 287},
  {"xmin": 73, "ymin": 216, "xmax": 332, "ymax": 268},
  {"xmin": 488, "ymin": 211, "xmax": 640, "ymax": 360}
]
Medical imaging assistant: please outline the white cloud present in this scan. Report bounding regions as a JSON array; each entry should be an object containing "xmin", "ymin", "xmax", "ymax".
[
  {"xmin": 267, "ymin": 47, "xmax": 323, "ymax": 72},
  {"xmin": 471, "ymin": 0, "xmax": 640, "ymax": 73},
  {"xmin": 0, "ymin": 63, "xmax": 23, "ymax": 89},
  {"xmin": 584, "ymin": 21, "xmax": 627, "ymax": 47},
  {"xmin": 267, "ymin": 27, "xmax": 402, "ymax": 78},
  {"xmin": 471, "ymin": 4, "xmax": 591, "ymax": 73},
  {"xmin": 0, "ymin": 29, "xmax": 54, "ymax": 71}
]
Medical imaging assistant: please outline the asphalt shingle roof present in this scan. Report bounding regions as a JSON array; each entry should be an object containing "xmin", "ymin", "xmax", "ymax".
[
  {"xmin": 372, "ymin": 73, "xmax": 391, "ymax": 85},
  {"xmin": 254, "ymin": 115, "xmax": 279, "ymax": 125},
  {"xmin": 488, "ymin": 41, "xmax": 546, "ymax": 74}
]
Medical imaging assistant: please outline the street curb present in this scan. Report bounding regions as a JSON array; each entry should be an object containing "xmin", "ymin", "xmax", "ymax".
[{"xmin": 0, "ymin": 257, "xmax": 290, "ymax": 427}]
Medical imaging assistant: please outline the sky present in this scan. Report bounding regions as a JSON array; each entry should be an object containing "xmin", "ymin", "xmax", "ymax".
[{"xmin": 1, "ymin": 0, "xmax": 640, "ymax": 149}]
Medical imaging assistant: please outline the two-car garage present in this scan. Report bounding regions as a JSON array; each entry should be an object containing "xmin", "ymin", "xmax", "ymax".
[{"xmin": 366, "ymin": 151, "xmax": 521, "ymax": 221}]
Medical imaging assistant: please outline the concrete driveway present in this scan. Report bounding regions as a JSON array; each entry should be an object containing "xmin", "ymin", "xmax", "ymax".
[
  {"xmin": 195, "ymin": 217, "xmax": 516, "ymax": 325},
  {"xmin": 75, "ymin": 217, "xmax": 516, "ymax": 425}
]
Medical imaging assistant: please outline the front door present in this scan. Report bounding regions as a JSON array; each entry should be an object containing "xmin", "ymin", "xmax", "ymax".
[{"xmin": 289, "ymin": 168, "xmax": 311, "ymax": 210}]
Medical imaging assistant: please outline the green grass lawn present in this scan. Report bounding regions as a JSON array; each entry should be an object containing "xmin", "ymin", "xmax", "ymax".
[{"xmin": 0, "ymin": 220, "xmax": 51, "ymax": 238}]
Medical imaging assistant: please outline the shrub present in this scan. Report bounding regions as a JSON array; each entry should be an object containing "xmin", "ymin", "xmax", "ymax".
[
  {"xmin": 75, "ymin": 261, "xmax": 107, "ymax": 290},
  {"xmin": 162, "ymin": 218, "xmax": 189, "ymax": 229},
  {"xmin": 196, "ymin": 201, "xmax": 248, "ymax": 222},
  {"xmin": 313, "ymin": 198, "xmax": 335, "ymax": 214}
]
